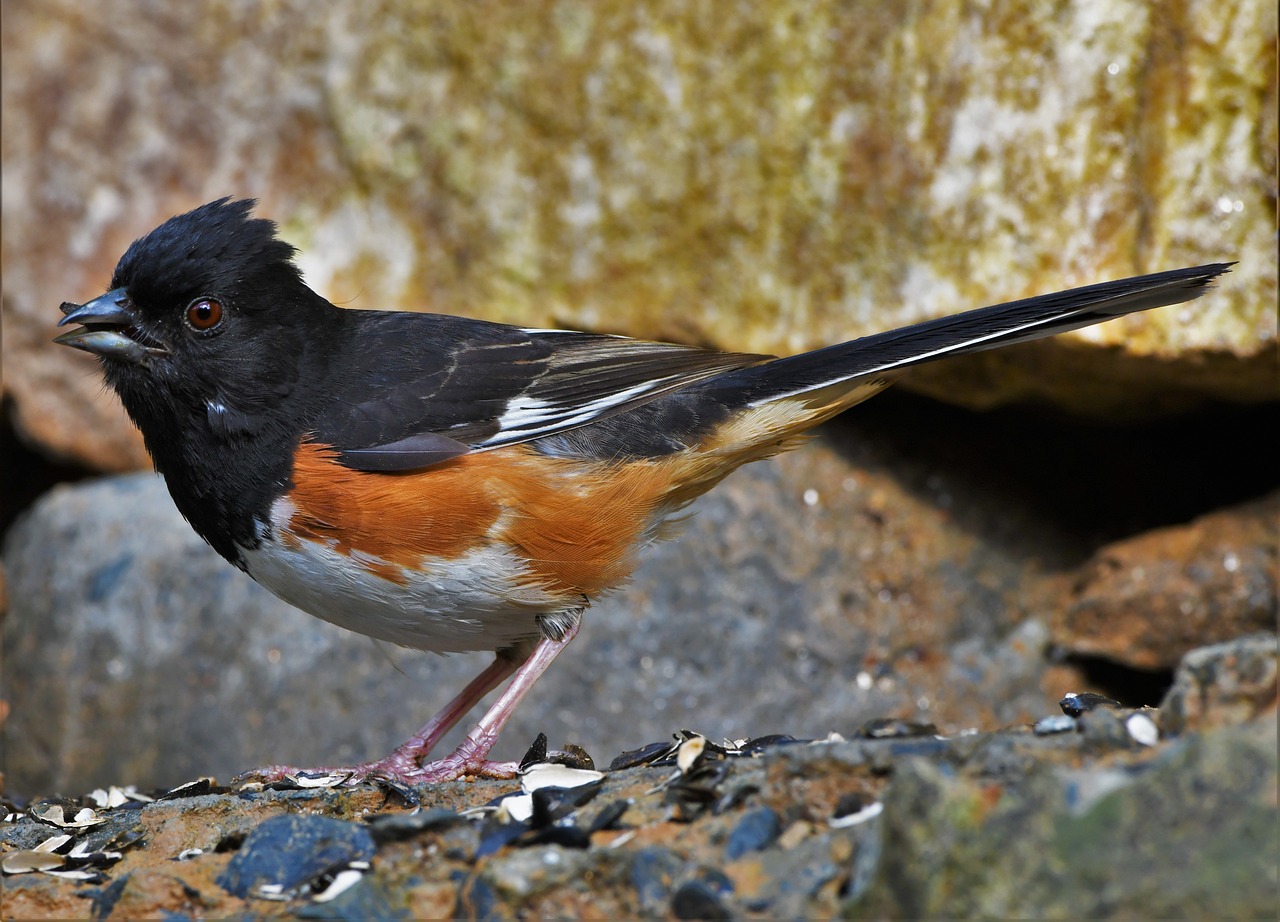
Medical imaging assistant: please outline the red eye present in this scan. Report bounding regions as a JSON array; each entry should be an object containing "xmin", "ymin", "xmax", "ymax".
[{"xmin": 186, "ymin": 298, "xmax": 224, "ymax": 331}]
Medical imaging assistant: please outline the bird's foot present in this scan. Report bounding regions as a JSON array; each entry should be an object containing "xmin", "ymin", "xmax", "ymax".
[{"xmin": 236, "ymin": 738, "xmax": 518, "ymax": 787}]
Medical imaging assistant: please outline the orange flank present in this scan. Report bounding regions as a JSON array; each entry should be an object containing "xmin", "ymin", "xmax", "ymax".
[
  {"xmin": 285, "ymin": 441, "xmax": 688, "ymax": 598},
  {"xmin": 286, "ymin": 441, "xmax": 504, "ymax": 565}
]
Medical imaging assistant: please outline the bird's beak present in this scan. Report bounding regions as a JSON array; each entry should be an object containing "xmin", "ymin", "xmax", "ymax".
[{"xmin": 55, "ymin": 288, "xmax": 165, "ymax": 364}]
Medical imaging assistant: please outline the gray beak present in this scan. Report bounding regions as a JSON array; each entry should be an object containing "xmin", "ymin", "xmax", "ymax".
[{"xmin": 55, "ymin": 288, "xmax": 164, "ymax": 364}]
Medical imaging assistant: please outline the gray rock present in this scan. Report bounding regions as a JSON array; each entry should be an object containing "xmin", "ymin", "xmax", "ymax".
[
  {"xmin": 1159, "ymin": 632, "xmax": 1279, "ymax": 735},
  {"xmin": 743, "ymin": 829, "xmax": 851, "ymax": 917},
  {"xmin": 2, "ymin": 472, "xmax": 497, "ymax": 793},
  {"xmin": 2, "ymin": 715, "xmax": 1274, "ymax": 918},
  {"xmin": 629, "ymin": 845, "xmax": 683, "ymax": 913},
  {"xmin": 723, "ymin": 807, "xmax": 782, "ymax": 860},
  {"xmin": 6, "ymin": 413, "xmax": 1071, "ymax": 796},
  {"xmin": 216, "ymin": 813, "xmax": 375, "ymax": 899},
  {"xmin": 480, "ymin": 846, "xmax": 600, "ymax": 902},
  {"xmin": 853, "ymin": 719, "xmax": 1280, "ymax": 917},
  {"xmin": 670, "ymin": 876, "xmax": 734, "ymax": 920}
]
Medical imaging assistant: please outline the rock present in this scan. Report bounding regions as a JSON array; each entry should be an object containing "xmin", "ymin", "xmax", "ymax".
[
  {"xmin": 215, "ymin": 813, "xmax": 375, "ymax": 899},
  {"xmin": 479, "ymin": 846, "xmax": 599, "ymax": 902},
  {"xmin": 670, "ymin": 876, "xmax": 734, "ymax": 920},
  {"xmin": 4, "ymin": 405, "xmax": 1089, "ymax": 796},
  {"xmin": 738, "ymin": 829, "xmax": 857, "ymax": 917},
  {"xmin": 92, "ymin": 869, "xmax": 216, "ymax": 921},
  {"xmin": 629, "ymin": 846, "xmax": 684, "ymax": 914},
  {"xmin": 0, "ymin": 473, "xmax": 496, "ymax": 795},
  {"xmin": 295, "ymin": 874, "xmax": 403, "ymax": 921},
  {"xmin": 453, "ymin": 875, "xmax": 508, "ymax": 921},
  {"xmin": 854, "ymin": 720, "xmax": 1279, "ymax": 917},
  {"xmin": 2, "ymin": 717, "xmax": 1274, "ymax": 918},
  {"xmin": 723, "ymin": 807, "xmax": 782, "ymax": 860},
  {"xmin": 1159, "ymin": 633, "xmax": 1278, "ymax": 735},
  {"xmin": 1055, "ymin": 492, "xmax": 1278, "ymax": 670},
  {"xmin": 3, "ymin": 1, "xmax": 1274, "ymax": 470}
]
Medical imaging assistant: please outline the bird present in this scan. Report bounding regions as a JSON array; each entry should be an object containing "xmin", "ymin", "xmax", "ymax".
[{"xmin": 55, "ymin": 198, "xmax": 1231, "ymax": 785}]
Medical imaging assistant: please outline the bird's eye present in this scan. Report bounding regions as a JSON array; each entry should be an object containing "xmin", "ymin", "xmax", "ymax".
[{"xmin": 185, "ymin": 298, "xmax": 224, "ymax": 331}]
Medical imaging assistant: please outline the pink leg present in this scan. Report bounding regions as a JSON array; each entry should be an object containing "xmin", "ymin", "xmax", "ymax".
[
  {"xmin": 375, "ymin": 655, "xmax": 521, "ymax": 773},
  {"xmin": 240, "ymin": 619, "xmax": 580, "ymax": 786}
]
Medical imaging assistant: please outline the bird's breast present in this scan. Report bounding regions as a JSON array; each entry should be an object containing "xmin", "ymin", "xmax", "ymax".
[{"xmin": 239, "ymin": 507, "xmax": 562, "ymax": 653}]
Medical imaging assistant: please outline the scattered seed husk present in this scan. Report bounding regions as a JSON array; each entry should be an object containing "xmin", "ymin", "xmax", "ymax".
[
  {"xmin": 1059, "ymin": 692, "xmax": 1123, "ymax": 718},
  {"xmin": 1125, "ymin": 711, "xmax": 1160, "ymax": 747}
]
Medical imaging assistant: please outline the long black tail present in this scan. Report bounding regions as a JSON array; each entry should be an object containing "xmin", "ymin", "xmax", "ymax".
[{"xmin": 723, "ymin": 263, "xmax": 1233, "ymax": 409}]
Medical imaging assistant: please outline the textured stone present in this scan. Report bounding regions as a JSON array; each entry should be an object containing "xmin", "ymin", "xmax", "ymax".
[
  {"xmin": 3, "ymin": 409, "xmax": 1069, "ymax": 796},
  {"xmin": 2, "ymin": 718, "xmax": 1274, "ymax": 919},
  {"xmin": 1159, "ymin": 633, "xmax": 1278, "ymax": 735},
  {"xmin": 0, "ymin": 473, "xmax": 497, "ymax": 794},
  {"xmin": 723, "ymin": 807, "xmax": 782, "ymax": 860},
  {"xmin": 1055, "ymin": 491, "xmax": 1279, "ymax": 670},
  {"xmin": 3, "ymin": 0, "xmax": 1275, "ymax": 470},
  {"xmin": 856, "ymin": 720, "xmax": 1279, "ymax": 917},
  {"xmin": 215, "ymin": 813, "xmax": 375, "ymax": 899}
]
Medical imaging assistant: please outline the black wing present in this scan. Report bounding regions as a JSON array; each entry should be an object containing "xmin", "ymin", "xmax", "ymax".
[{"xmin": 313, "ymin": 311, "xmax": 767, "ymax": 471}]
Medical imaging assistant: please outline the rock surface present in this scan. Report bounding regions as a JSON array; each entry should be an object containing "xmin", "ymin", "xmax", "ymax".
[
  {"xmin": 1054, "ymin": 492, "xmax": 1278, "ymax": 670},
  {"xmin": 1, "ymin": 426, "xmax": 1048, "ymax": 796},
  {"xmin": 3, "ymin": 697, "xmax": 1275, "ymax": 919},
  {"xmin": 6, "ymin": 389, "xmax": 1275, "ymax": 797},
  {"xmin": 1159, "ymin": 632, "xmax": 1278, "ymax": 735},
  {"xmin": 3, "ymin": 0, "xmax": 1275, "ymax": 470}
]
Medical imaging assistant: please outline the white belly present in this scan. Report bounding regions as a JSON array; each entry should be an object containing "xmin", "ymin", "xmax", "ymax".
[{"xmin": 239, "ymin": 508, "xmax": 567, "ymax": 654}]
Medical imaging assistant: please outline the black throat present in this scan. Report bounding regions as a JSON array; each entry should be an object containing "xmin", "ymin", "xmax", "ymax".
[{"xmin": 106, "ymin": 307, "xmax": 345, "ymax": 568}]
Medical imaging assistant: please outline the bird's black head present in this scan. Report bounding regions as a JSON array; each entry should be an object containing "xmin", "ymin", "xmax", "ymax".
[
  {"xmin": 111, "ymin": 197, "xmax": 301, "ymax": 308},
  {"xmin": 57, "ymin": 199, "xmax": 340, "ymax": 445},
  {"xmin": 56, "ymin": 197, "xmax": 345, "ymax": 508},
  {"xmin": 56, "ymin": 199, "xmax": 346, "ymax": 560}
]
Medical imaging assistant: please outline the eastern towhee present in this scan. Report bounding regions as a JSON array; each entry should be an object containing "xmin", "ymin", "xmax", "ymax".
[{"xmin": 56, "ymin": 199, "xmax": 1232, "ymax": 784}]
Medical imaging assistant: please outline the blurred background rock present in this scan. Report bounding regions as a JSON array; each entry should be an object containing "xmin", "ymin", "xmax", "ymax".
[{"xmin": 2, "ymin": 0, "xmax": 1275, "ymax": 796}]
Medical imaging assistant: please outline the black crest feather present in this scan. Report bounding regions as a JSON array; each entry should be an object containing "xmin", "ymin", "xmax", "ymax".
[{"xmin": 111, "ymin": 198, "xmax": 300, "ymax": 307}]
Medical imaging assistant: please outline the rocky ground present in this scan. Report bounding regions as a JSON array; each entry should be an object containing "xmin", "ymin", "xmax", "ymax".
[{"xmin": 4, "ymin": 633, "xmax": 1276, "ymax": 918}]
